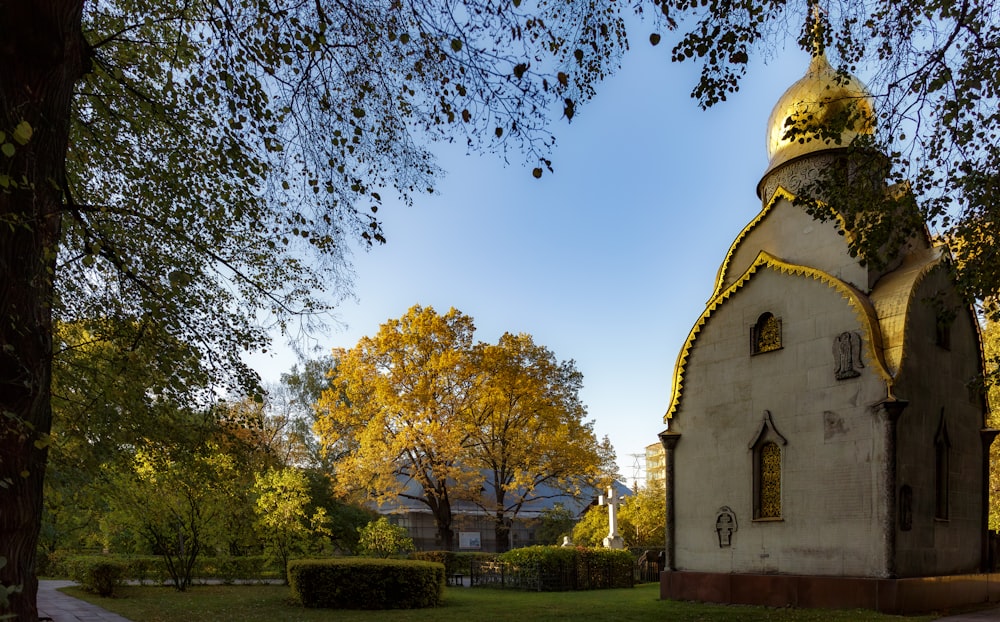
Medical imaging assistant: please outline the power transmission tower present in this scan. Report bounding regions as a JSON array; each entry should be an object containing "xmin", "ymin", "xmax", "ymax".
[{"xmin": 628, "ymin": 453, "xmax": 645, "ymax": 492}]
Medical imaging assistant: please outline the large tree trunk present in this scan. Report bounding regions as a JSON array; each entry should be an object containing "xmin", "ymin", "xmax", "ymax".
[
  {"xmin": 0, "ymin": 3, "xmax": 86, "ymax": 620},
  {"xmin": 431, "ymin": 497, "xmax": 454, "ymax": 551},
  {"xmin": 494, "ymin": 512, "xmax": 511, "ymax": 553},
  {"xmin": 493, "ymin": 486, "xmax": 510, "ymax": 553}
]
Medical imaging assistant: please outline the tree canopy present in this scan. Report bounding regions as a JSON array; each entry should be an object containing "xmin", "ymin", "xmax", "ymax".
[
  {"xmin": 466, "ymin": 332, "xmax": 602, "ymax": 551},
  {"xmin": 1, "ymin": 2, "xmax": 629, "ymax": 617},
  {"xmin": 42, "ymin": 351, "xmax": 371, "ymax": 588},
  {"xmin": 314, "ymin": 305, "xmax": 605, "ymax": 551},
  {"xmin": 981, "ymin": 321, "xmax": 1000, "ymax": 530},
  {"xmin": 316, "ymin": 305, "xmax": 479, "ymax": 550}
]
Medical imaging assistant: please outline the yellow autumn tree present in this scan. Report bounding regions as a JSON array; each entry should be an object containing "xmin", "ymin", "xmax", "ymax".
[
  {"xmin": 982, "ymin": 320, "xmax": 1000, "ymax": 531},
  {"xmin": 314, "ymin": 305, "xmax": 607, "ymax": 552},
  {"xmin": 466, "ymin": 332, "xmax": 601, "ymax": 551},
  {"xmin": 314, "ymin": 305, "xmax": 479, "ymax": 550}
]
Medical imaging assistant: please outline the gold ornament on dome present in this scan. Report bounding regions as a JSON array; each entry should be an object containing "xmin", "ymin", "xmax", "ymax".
[{"xmin": 762, "ymin": 10, "xmax": 876, "ymax": 177}]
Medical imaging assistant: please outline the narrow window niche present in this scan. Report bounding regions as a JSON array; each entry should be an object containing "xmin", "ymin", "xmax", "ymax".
[
  {"xmin": 929, "ymin": 293, "xmax": 955, "ymax": 350},
  {"xmin": 748, "ymin": 410, "xmax": 788, "ymax": 520},
  {"xmin": 751, "ymin": 312, "xmax": 782, "ymax": 355},
  {"xmin": 935, "ymin": 314, "xmax": 953, "ymax": 350},
  {"xmin": 934, "ymin": 409, "xmax": 950, "ymax": 521}
]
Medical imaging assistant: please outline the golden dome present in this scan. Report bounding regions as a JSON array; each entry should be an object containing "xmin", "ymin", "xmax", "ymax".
[{"xmin": 764, "ymin": 51, "xmax": 875, "ymax": 174}]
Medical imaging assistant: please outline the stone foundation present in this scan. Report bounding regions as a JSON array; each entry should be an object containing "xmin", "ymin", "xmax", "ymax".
[{"xmin": 660, "ymin": 570, "xmax": 1000, "ymax": 614}]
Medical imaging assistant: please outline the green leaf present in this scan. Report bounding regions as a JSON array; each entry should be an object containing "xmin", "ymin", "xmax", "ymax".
[
  {"xmin": 1, "ymin": 143, "xmax": 13, "ymax": 158},
  {"xmin": 12, "ymin": 121, "xmax": 31, "ymax": 145},
  {"xmin": 450, "ymin": 39, "xmax": 462, "ymax": 52},
  {"xmin": 649, "ymin": 33, "xmax": 661, "ymax": 46}
]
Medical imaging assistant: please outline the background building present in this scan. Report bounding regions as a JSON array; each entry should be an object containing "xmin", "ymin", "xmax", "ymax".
[{"xmin": 379, "ymin": 476, "xmax": 632, "ymax": 552}]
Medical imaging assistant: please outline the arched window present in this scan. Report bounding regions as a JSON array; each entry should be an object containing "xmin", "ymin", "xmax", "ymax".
[
  {"xmin": 758, "ymin": 442, "xmax": 782, "ymax": 519},
  {"xmin": 751, "ymin": 312, "xmax": 782, "ymax": 355},
  {"xmin": 749, "ymin": 411, "xmax": 786, "ymax": 520}
]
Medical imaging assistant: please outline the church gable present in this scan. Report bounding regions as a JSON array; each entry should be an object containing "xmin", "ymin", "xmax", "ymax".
[
  {"xmin": 668, "ymin": 266, "xmax": 894, "ymax": 576},
  {"xmin": 712, "ymin": 187, "xmax": 867, "ymax": 299},
  {"xmin": 666, "ymin": 251, "xmax": 892, "ymax": 421}
]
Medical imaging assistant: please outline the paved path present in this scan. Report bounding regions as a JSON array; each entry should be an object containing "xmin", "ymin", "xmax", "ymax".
[{"xmin": 38, "ymin": 580, "xmax": 133, "ymax": 622}]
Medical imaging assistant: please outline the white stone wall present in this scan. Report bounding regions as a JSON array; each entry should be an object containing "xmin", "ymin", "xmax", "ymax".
[
  {"xmin": 893, "ymin": 266, "xmax": 986, "ymax": 575},
  {"xmin": 721, "ymin": 197, "xmax": 869, "ymax": 295},
  {"xmin": 672, "ymin": 267, "xmax": 891, "ymax": 576}
]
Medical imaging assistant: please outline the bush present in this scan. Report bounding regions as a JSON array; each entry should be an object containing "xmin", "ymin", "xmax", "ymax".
[
  {"xmin": 499, "ymin": 544, "xmax": 578, "ymax": 569},
  {"xmin": 120, "ymin": 556, "xmax": 169, "ymax": 585},
  {"xmin": 485, "ymin": 545, "xmax": 634, "ymax": 591},
  {"xmin": 36, "ymin": 549, "xmax": 72, "ymax": 578},
  {"xmin": 356, "ymin": 517, "xmax": 415, "ymax": 558},
  {"xmin": 66, "ymin": 556, "xmax": 125, "ymax": 597},
  {"xmin": 288, "ymin": 558, "xmax": 444, "ymax": 609},
  {"xmin": 58, "ymin": 554, "xmax": 276, "ymax": 586},
  {"xmin": 204, "ymin": 556, "xmax": 272, "ymax": 584}
]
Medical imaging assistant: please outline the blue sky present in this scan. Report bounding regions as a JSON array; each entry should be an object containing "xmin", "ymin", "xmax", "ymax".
[{"xmin": 246, "ymin": 26, "xmax": 821, "ymax": 487}]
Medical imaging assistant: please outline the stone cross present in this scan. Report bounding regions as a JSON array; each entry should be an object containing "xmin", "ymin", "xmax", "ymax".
[{"xmin": 598, "ymin": 486, "xmax": 624, "ymax": 549}]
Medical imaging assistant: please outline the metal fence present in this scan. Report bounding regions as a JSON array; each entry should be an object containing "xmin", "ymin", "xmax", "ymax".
[
  {"xmin": 634, "ymin": 549, "xmax": 664, "ymax": 583},
  {"xmin": 470, "ymin": 557, "xmax": 634, "ymax": 591}
]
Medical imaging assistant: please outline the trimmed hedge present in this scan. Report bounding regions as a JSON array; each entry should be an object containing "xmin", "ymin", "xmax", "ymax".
[
  {"xmin": 65, "ymin": 556, "xmax": 125, "ymax": 597},
  {"xmin": 288, "ymin": 558, "xmax": 444, "ymax": 609},
  {"xmin": 408, "ymin": 551, "xmax": 496, "ymax": 577},
  {"xmin": 58, "ymin": 554, "xmax": 276, "ymax": 585},
  {"xmin": 499, "ymin": 544, "xmax": 577, "ymax": 569},
  {"xmin": 478, "ymin": 545, "xmax": 633, "ymax": 591}
]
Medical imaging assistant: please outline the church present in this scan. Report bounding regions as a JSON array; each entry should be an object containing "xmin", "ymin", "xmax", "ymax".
[{"xmin": 657, "ymin": 29, "xmax": 998, "ymax": 614}]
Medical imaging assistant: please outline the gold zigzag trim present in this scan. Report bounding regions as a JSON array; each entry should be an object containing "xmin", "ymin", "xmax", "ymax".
[
  {"xmin": 665, "ymin": 251, "xmax": 893, "ymax": 422},
  {"xmin": 710, "ymin": 186, "xmax": 851, "ymax": 301}
]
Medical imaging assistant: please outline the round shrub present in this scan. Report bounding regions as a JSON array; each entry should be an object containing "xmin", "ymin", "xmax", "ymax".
[
  {"xmin": 66, "ymin": 556, "xmax": 125, "ymax": 597},
  {"xmin": 288, "ymin": 558, "xmax": 444, "ymax": 609}
]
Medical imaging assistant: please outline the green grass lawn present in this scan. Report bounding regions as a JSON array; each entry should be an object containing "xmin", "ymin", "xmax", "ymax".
[{"xmin": 62, "ymin": 582, "xmax": 939, "ymax": 622}]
